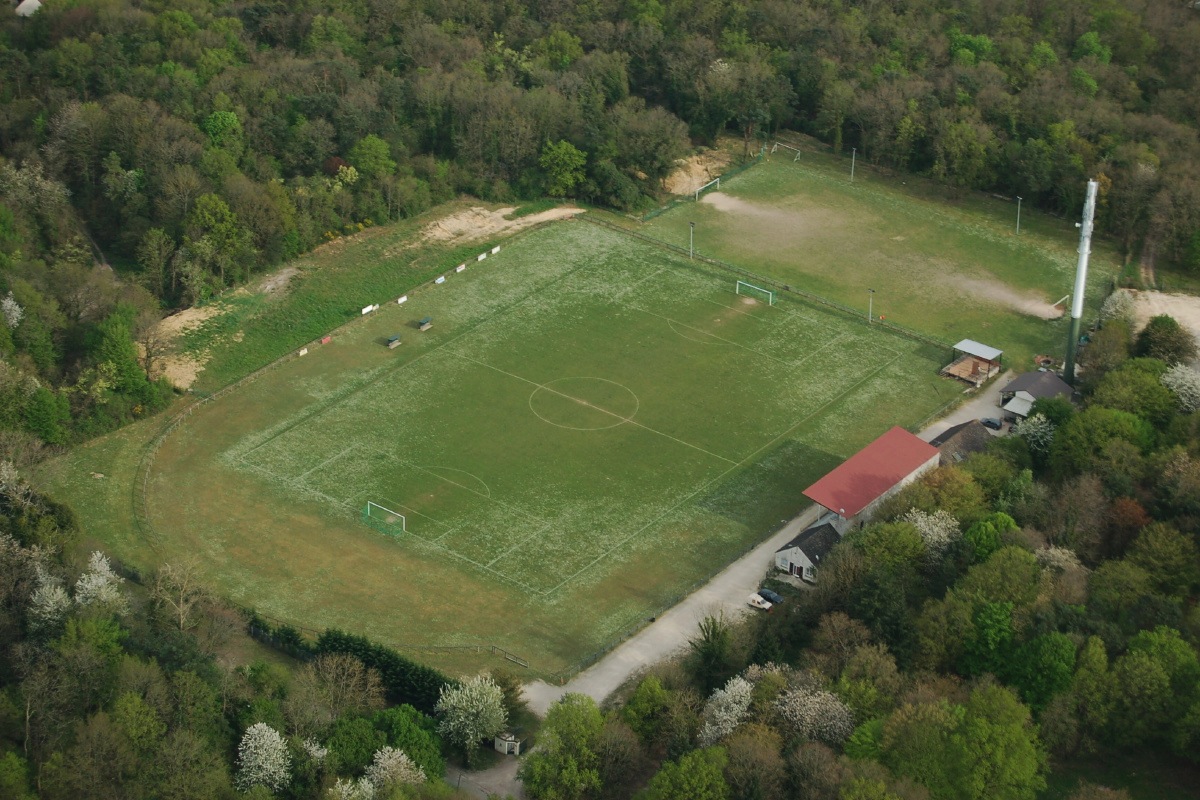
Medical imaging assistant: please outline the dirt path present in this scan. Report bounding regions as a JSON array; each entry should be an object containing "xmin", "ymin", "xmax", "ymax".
[
  {"xmin": 1139, "ymin": 238, "xmax": 1158, "ymax": 287},
  {"xmin": 522, "ymin": 379, "xmax": 1010, "ymax": 716}
]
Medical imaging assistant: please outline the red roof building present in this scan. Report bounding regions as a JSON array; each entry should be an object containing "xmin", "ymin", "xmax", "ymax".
[{"xmin": 803, "ymin": 427, "xmax": 940, "ymax": 520}]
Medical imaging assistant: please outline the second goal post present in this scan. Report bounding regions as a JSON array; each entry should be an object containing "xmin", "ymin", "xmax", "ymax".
[
  {"xmin": 364, "ymin": 501, "xmax": 406, "ymax": 532},
  {"xmin": 736, "ymin": 280, "xmax": 776, "ymax": 305}
]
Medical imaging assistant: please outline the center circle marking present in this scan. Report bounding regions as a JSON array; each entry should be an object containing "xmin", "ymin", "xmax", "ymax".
[{"xmin": 529, "ymin": 377, "xmax": 640, "ymax": 431}]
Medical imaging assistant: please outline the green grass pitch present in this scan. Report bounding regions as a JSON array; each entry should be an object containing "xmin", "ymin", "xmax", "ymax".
[{"xmin": 127, "ymin": 219, "xmax": 953, "ymax": 675}]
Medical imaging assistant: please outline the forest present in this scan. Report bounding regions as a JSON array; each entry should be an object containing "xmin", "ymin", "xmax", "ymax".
[
  {"xmin": 2, "ymin": 0, "xmax": 1200, "ymax": 798},
  {"xmin": 2, "ymin": 0, "xmax": 1200, "ymax": 449}
]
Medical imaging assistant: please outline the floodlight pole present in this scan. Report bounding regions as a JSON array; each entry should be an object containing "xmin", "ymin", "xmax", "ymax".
[
  {"xmin": 1064, "ymin": 180, "xmax": 1099, "ymax": 386},
  {"xmin": 689, "ymin": 222, "xmax": 695, "ymax": 260},
  {"xmin": 868, "ymin": 288, "xmax": 875, "ymax": 324},
  {"xmin": 1016, "ymin": 196, "xmax": 1023, "ymax": 234},
  {"xmin": 851, "ymin": 148, "xmax": 857, "ymax": 183}
]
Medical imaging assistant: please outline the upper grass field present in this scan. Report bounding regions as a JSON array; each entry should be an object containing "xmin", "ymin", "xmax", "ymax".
[
  {"xmin": 638, "ymin": 142, "xmax": 1122, "ymax": 369},
  {"xmin": 35, "ymin": 151, "xmax": 1120, "ymax": 678}
]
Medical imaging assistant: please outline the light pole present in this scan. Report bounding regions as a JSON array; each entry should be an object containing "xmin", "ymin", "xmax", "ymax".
[
  {"xmin": 868, "ymin": 288, "xmax": 875, "ymax": 324},
  {"xmin": 851, "ymin": 148, "xmax": 857, "ymax": 183},
  {"xmin": 689, "ymin": 222, "xmax": 695, "ymax": 259},
  {"xmin": 1016, "ymin": 196, "xmax": 1023, "ymax": 234}
]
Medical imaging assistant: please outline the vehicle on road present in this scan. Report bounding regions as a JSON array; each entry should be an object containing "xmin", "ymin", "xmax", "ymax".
[{"xmin": 981, "ymin": 417, "xmax": 1003, "ymax": 430}]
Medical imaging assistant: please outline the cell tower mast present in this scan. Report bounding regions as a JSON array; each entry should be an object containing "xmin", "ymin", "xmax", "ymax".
[{"xmin": 1064, "ymin": 179, "xmax": 1099, "ymax": 386}]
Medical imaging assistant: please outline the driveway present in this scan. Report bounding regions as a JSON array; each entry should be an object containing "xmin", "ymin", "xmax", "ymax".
[{"xmin": 522, "ymin": 371, "xmax": 1013, "ymax": 716}]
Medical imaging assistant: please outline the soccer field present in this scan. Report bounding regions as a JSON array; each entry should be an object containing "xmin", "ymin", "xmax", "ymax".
[{"xmin": 135, "ymin": 219, "xmax": 952, "ymax": 674}]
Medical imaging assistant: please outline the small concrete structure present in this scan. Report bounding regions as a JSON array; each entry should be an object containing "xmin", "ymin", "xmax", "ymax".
[{"xmin": 494, "ymin": 732, "xmax": 523, "ymax": 756}]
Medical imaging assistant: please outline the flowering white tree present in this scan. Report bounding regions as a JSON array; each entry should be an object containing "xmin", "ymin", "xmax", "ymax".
[
  {"xmin": 328, "ymin": 777, "xmax": 374, "ymax": 800},
  {"xmin": 1, "ymin": 292, "xmax": 23, "ymax": 329},
  {"xmin": 235, "ymin": 722, "xmax": 292, "ymax": 792},
  {"xmin": 365, "ymin": 746, "xmax": 426, "ymax": 790},
  {"xmin": 1036, "ymin": 546, "xmax": 1084, "ymax": 573},
  {"xmin": 302, "ymin": 738, "xmax": 328, "ymax": 766},
  {"xmin": 901, "ymin": 508, "xmax": 960, "ymax": 560},
  {"xmin": 774, "ymin": 689, "xmax": 855, "ymax": 746},
  {"xmin": 698, "ymin": 675, "xmax": 753, "ymax": 745},
  {"xmin": 74, "ymin": 550, "xmax": 128, "ymax": 614},
  {"xmin": 436, "ymin": 675, "xmax": 506, "ymax": 765},
  {"xmin": 28, "ymin": 570, "xmax": 71, "ymax": 634},
  {"xmin": 1162, "ymin": 363, "xmax": 1200, "ymax": 413},
  {"xmin": 1014, "ymin": 413, "xmax": 1055, "ymax": 456},
  {"xmin": 1099, "ymin": 290, "xmax": 1135, "ymax": 325}
]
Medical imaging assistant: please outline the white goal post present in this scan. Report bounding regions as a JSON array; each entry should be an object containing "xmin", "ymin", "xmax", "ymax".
[
  {"xmin": 771, "ymin": 141, "xmax": 803, "ymax": 161},
  {"xmin": 736, "ymin": 280, "xmax": 775, "ymax": 305},
  {"xmin": 695, "ymin": 178, "xmax": 719, "ymax": 200},
  {"xmin": 364, "ymin": 501, "xmax": 406, "ymax": 531}
]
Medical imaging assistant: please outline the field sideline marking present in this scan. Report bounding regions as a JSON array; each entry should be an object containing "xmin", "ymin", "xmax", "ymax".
[
  {"xmin": 296, "ymin": 445, "xmax": 355, "ymax": 480},
  {"xmin": 451, "ymin": 353, "xmax": 738, "ymax": 465},
  {"xmin": 542, "ymin": 350, "xmax": 905, "ymax": 595}
]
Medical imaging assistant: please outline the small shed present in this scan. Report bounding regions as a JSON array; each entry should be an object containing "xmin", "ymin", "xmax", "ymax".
[
  {"xmin": 942, "ymin": 339, "xmax": 1003, "ymax": 387},
  {"xmin": 387, "ymin": 335, "xmax": 402, "ymax": 349},
  {"xmin": 418, "ymin": 316, "xmax": 433, "ymax": 332},
  {"xmin": 775, "ymin": 522, "xmax": 840, "ymax": 582},
  {"xmin": 494, "ymin": 731, "xmax": 523, "ymax": 756}
]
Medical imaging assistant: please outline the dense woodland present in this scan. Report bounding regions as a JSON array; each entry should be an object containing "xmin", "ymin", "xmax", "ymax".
[
  {"xmin": 3, "ymin": 0, "xmax": 1200, "ymax": 449},
  {"xmin": 2, "ymin": 0, "xmax": 1200, "ymax": 798}
]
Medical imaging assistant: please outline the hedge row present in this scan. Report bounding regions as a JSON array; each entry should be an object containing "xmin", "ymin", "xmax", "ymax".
[{"xmin": 315, "ymin": 629, "xmax": 457, "ymax": 715}]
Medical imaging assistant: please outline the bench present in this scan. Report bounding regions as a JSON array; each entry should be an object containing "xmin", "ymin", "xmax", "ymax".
[
  {"xmin": 418, "ymin": 317, "xmax": 433, "ymax": 332},
  {"xmin": 387, "ymin": 335, "xmax": 401, "ymax": 349}
]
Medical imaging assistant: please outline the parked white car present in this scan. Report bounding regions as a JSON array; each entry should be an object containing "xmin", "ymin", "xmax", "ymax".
[{"xmin": 747, "ymin": 593, "xmax": 773, "ymax": 611}]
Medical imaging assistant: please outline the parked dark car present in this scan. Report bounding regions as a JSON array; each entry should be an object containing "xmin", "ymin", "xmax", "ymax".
[
  {"xmin": 758, "ymin": 588, "xmax": 785, "ymax": 605},
  {"xmin": 980, "ymin": 417, "xmax": 1003, "ymax": 430}
]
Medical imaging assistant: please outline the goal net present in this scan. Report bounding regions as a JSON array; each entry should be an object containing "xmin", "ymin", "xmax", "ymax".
[
  {"xmin": 736, "ymin": 280, "xmax": 776, "ymax": 305},
  {"xmin": 363, "ymin": 501, "xmax": 406, "ymax": 532},
  {"xmin": 695, "ymin": 178, "xmax": 719, "ymax": 201}
]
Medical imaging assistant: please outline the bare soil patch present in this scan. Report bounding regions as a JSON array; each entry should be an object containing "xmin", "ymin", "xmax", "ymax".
[
  {"xmin": 949, "ymin": 275, "xmax": 1064, "ymax": 319},
  {"xmin": 413, "ymin": 205, "xmax": 583, "ymax": 249},
  {"xmin": 1131, "ymin": 290, "xmax": 1200, "ymax": 350},
  {"xmin": 700, "ymin": 192, "xmax": 844, "ymax": 240},
  {"xmin": 665, "ymin": 150, "xmax": 732, "ymax": 195},
  {"xmin": 256, "ymin": 265, "xmax": 299, "ymax": 295},
  {"xmin": 150, "ymin": 305, "xmax": 227, "ymax": 390}
]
